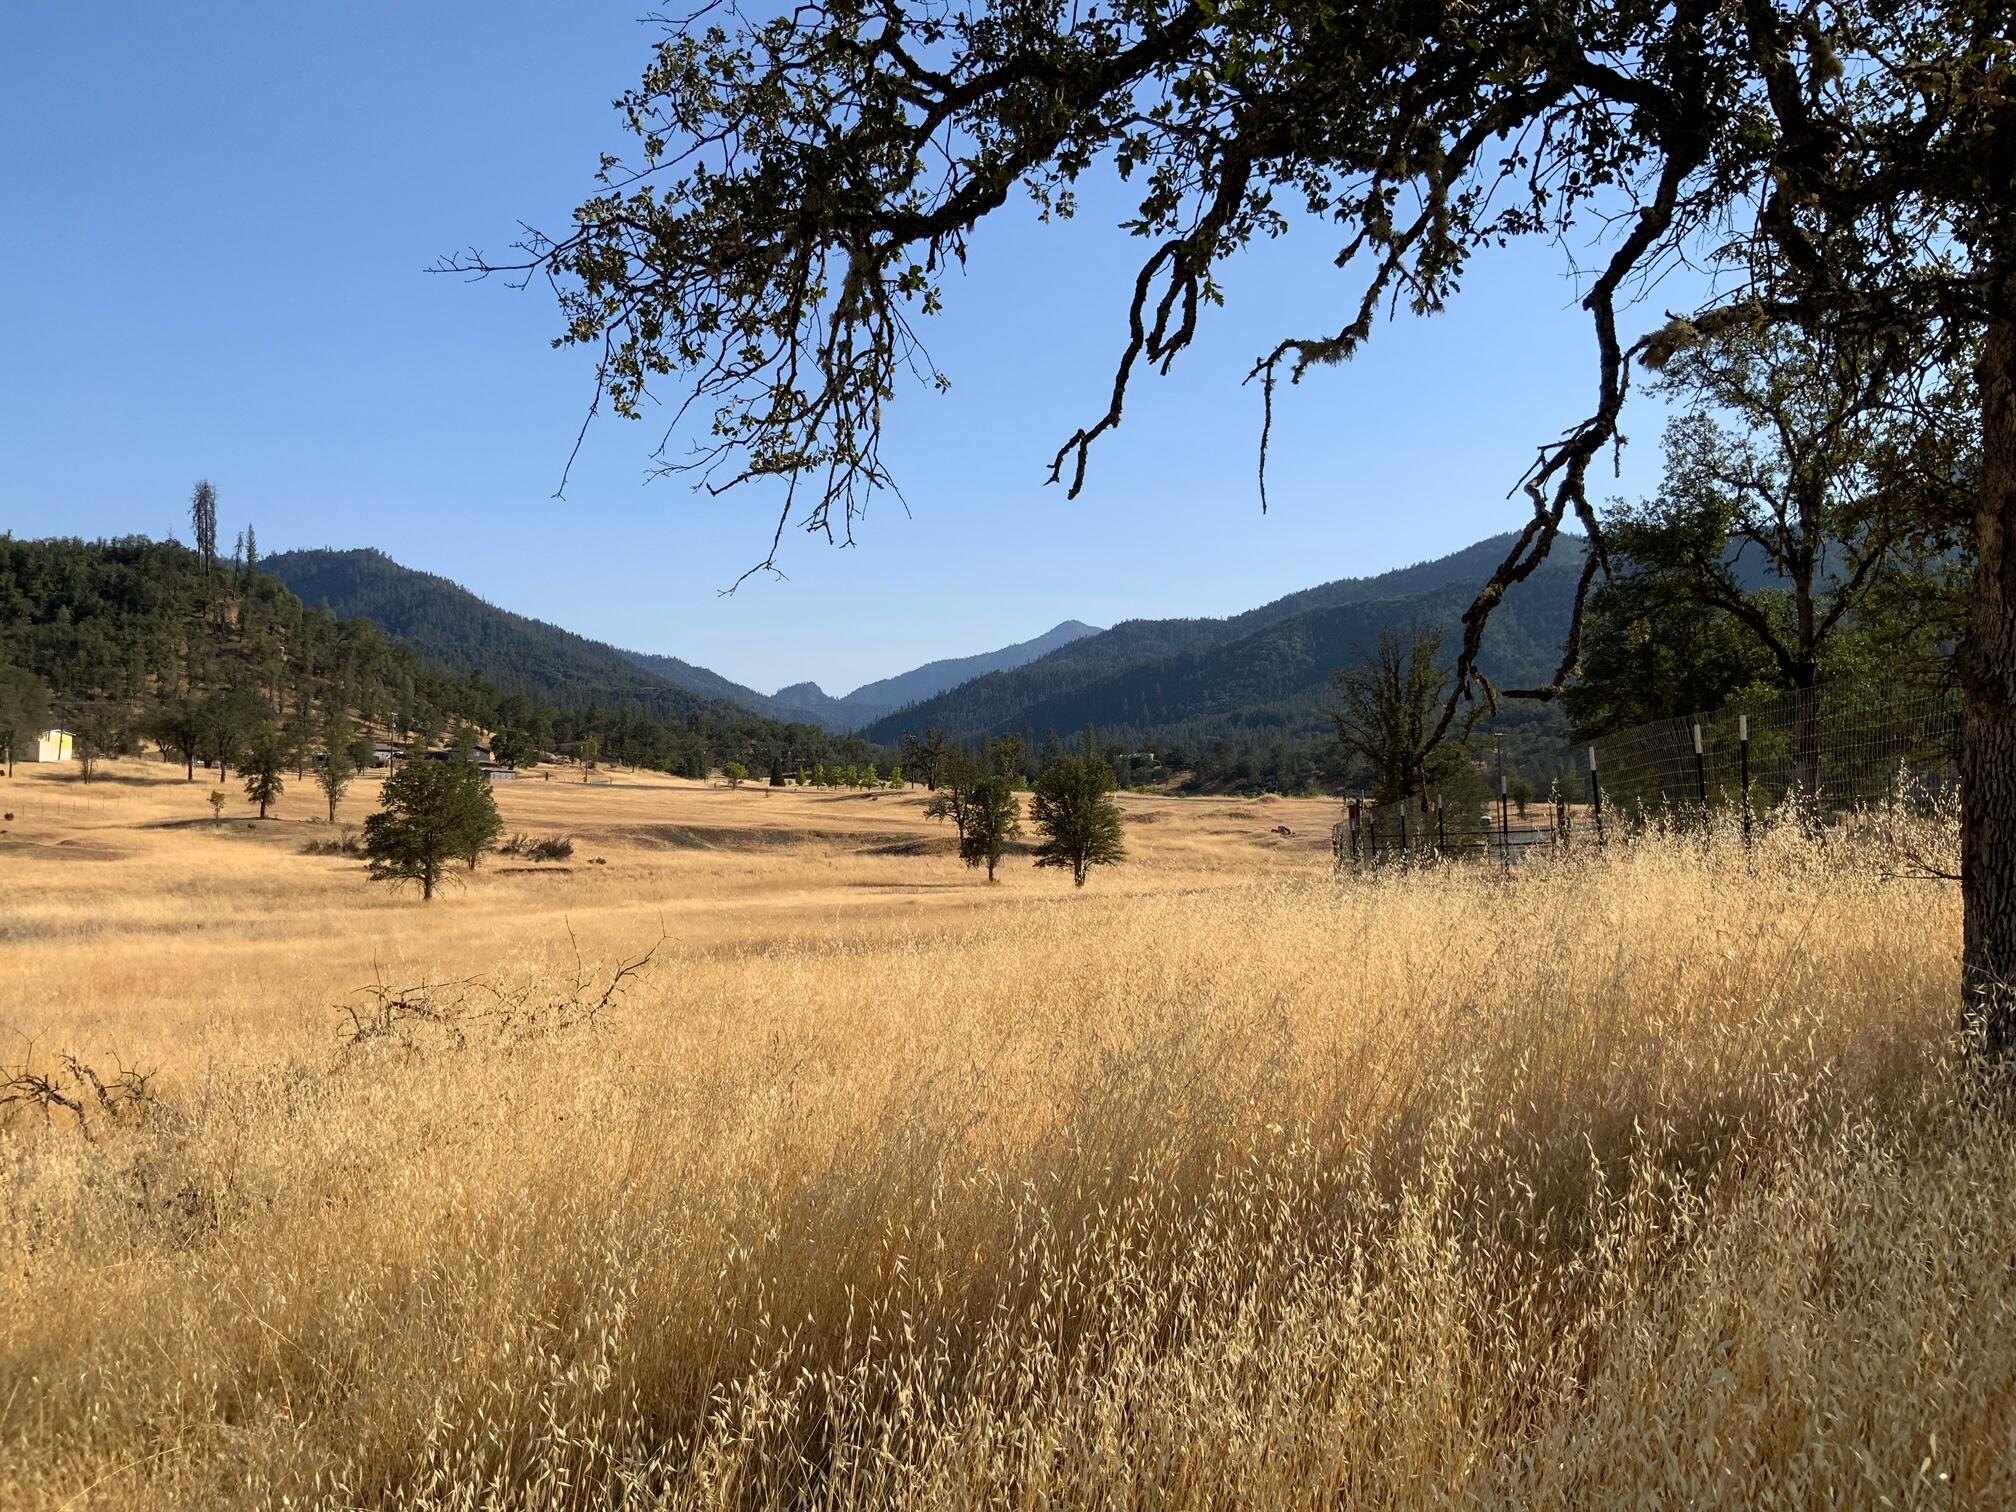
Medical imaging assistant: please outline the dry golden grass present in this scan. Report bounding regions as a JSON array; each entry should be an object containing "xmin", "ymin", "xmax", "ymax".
[{"xmin": 1, "ymin": 758, "xmax": 2005, "ymax": 1508}]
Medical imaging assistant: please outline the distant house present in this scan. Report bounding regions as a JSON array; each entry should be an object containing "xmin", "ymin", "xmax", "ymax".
[
  {"xmin": 425, "ymin": 745, "xmax": 493, "ymax": 764},
  {"xmin": 370, "ymin": 743, "xmax": 406, "ymax": 768},
  {"xmin": 480, "ymin": 763, "xmax": 520, "ymax": 782},
  {"xmin": 15, "ymin": 729, "xmax": 74, "ymax": 763}
]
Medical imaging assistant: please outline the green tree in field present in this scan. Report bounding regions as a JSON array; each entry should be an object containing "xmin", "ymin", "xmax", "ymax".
[
  {"xmin": 722, "ymin": 760, "xmax": 747, "ymax": 788},
  {"xmin": 577, "ymin": 732, "xmax": 601, "ymax": 776},
  {"xmin": 904, "ymin": 730, "xmax": 950, "ymax": 791},
  {"xmin": 769, "ymin": 753, "xmax": 785, "ymax": 787},
  {"xmin": 1333, "ymin": 628, "xmax": 1477, "ymax": 807},
  {"xmin": 863, "ymin": 762, "xmax": 879, "ymax": 788},
  {"xmin": 140, "ymin": 697, "xmax": 202, "ymax": 780},
  {"xmin": 886, "ymin": 764, "xmax": 902, "ymax": 789},
  {"xmin": 198, "ymin": 687, "xmax": 263, "ymax": 783},
  {"xmin": 923, "ymin": 750, "xmax": 978, "ymax": 841},
  {"xmin": 363, "ymin": 759, "xmax": 502, "ymax": 902},
  {"xmin": 1030, "ymin": 757, "xmax": 1127, "ymax": 887},
  {"xmin": 491, "ymin": 726, "xmax": 540, "ymax": 768},
  {"xmin": 811, "ymin": 762, "xmax": 828, "ymax": 787},
  {"xmin": 68, "ymin": 702, "xmax": 130, "ymax": 780},
  {"xmin": 316, "ymin": 710, "xmax": 359, "ymax": 822},
  {"xmin": 241, "ymin": 726, "xmax": 291, "ymax": 819},
  {"xmin": 207, "ymin": 789, "xmax": 226, "ymax": 824},
  {"xmin": 0, "ymin": 666, "xmax": 51, "ymax": 777},
  {"xmin": 959, "ymin": 775, "xmax": 1022, "ymax": 882}
]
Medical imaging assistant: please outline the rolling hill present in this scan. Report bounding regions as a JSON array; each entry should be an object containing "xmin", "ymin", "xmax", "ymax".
[
  {"xmin": 262, "ymin": 548, "xmax": 750, "ymax": 722},
  {"xmin": 856, "ymin": 534, "xmax": 1587, "ymax": 749},
  {"xmin": 266, "ymin": 535, "xmax": 1588, "ymax": 790},
  {"xmin": 263, "ymin": 548, "xmax": 1100, "ymax": 733}
]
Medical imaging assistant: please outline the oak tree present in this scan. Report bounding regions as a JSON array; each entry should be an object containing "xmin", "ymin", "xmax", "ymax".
[
  {"xmin": 0, "ymin": 667, "xmax": 50, "ymax": 778},
  {"xmin": 453, "ymin": 0, "xmax": 2016, "ymax": 1050},
  {"xmin": 960, "ymin": 774, "xmax": 1023, "ymax": 881},
  {"xmin": 317, "ymin": 710, "xmax": 360, "ymax": 822},
  {"xmin": 1030, "ymin": 756, "xmax": 1127, "ymax": 885}
]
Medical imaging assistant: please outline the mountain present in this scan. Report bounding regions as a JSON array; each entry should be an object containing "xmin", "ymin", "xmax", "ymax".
[
  {"xmin": 857, "ymin": 534, "xmax": 1586, "ymax": 750},
  {"xmin": 614, "ymin": 648, "xmax": 834, "ymax": 725},
  {"xmin": 4, "ymin": 535, "xmax": 891, "ymax": 777},
  {"xmin": 268, "ymin": 548, "xmax": 1104, "ymax": 733},
  {"xmin": 264, "ymin": 535, "xmax": 1585, "ymax": 793},
  {"xmin": 745, "ymin": 620, "xmax": 1105, "ymax": 729},
  {"xmin": 263, "ymin": 548, "xmax": 785, "ymax": 724}
]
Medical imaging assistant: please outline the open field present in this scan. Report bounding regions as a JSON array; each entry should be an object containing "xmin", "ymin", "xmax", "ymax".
[
  {"xmin": 2, "ymin": 759, "xmax": 1335, "ymax": 1073},
  {"xmin": 2, "ymin": 759, "xmax": 2008, "ymax": 1508}
]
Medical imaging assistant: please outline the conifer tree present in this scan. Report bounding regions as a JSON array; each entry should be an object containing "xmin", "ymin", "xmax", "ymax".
[
  {"xmin": 189, "ymin": 480, "xmax": 218, "ymax": 578},
  {"xmin": 363, "ymin": 759, "xmax": 501, "ymax": 901},
  {"xmin": 242, "ymin": 726, "xmax": 290, "ymax": 819}
]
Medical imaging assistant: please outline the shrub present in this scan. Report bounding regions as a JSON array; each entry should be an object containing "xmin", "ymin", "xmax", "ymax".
[
  {"xmin": 301, "ymin": 828, "xmax": 364, "ymax": 857},
  {"xmin": 500, "ymin": 832, "xmax": 576, "ymax": 862}
]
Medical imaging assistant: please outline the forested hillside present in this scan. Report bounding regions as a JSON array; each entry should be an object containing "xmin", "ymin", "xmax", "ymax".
[
  {"xmin": 266, "ymin": 548, "xmax": 1105, "ymax": 733},
  {"xmin": 768, "ymin": 619, "xmax": 1104, "ymax": 729},
  {"xmin": 1, "ymin": 536, "xmax": 890, "ymax": 776},
  {"xmin": 860, "ymin": 535, "xmax": 1586, "ymax": 791},
  {"xmin": 264, "ymin": 548, "xmax": 795, "ymax": 721}
]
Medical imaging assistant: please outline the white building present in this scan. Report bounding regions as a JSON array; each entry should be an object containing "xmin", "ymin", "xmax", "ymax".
[{"xmin": 15, "ymin": 729, "xmax": 74, "ymax": 763}]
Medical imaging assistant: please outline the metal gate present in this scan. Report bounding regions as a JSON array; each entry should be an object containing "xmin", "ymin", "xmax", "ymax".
[{"xmin": 1332, "ymin": 792, "xmax": 1573, "ymax": 869}]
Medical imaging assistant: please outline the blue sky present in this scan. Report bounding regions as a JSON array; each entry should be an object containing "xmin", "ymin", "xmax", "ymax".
[{"xmin": 5, "ymin": 3, "xmax": 1678, "ymax": 696}]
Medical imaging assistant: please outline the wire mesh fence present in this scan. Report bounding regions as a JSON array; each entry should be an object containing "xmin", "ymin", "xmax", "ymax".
[
  {"xmin": 1587, "ymin": 679, "xmax": 1960, "ymax": 827},
  {"xmin": 1330, "ymin": 676, "xmax": 1960, "ymax": 870}
]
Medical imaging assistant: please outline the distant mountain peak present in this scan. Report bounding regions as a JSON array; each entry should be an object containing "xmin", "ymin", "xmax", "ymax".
[
  {"xmin": 856, "ymin": 532, "xmax": 1587, "ymax": 748},
  {"xmin": 774, "ymin": 680, "xmax": 828, "ymax": 701}
]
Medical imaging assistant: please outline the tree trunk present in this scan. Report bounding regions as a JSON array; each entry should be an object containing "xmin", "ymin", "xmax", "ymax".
[{"xmin": 1962, "ymin": 317, "xmax": 2016, "ymax": 1056}]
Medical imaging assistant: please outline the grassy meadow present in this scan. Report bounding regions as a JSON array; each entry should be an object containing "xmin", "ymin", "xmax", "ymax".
[{"xmin": 1, "ymin": 758, "xmax": 2007, "ymax": 1508}]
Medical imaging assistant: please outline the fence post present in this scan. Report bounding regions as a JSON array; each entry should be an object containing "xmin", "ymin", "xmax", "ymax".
[
  {"xmin": 1588, "ymin": 745, "xmax": 1605, "ymax": 845},
  {"xmin": 1739, "ymin": 713, "xmax": 1752, "ymax": 845},
  {"xmin": 1692, "ymin": 721, "xmax": 1708, "ymax": 819},
  {"xmin": 1497, "ymin": 738, "xmax": 1511, "ymax": 874},
  {"xmin": 1437, "ymin": 798, "xmax": 1447, "ymax": 856},
  {"xmin": 1399, "ymin": 805, "xmax": 1408, "ymax": 858}
]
